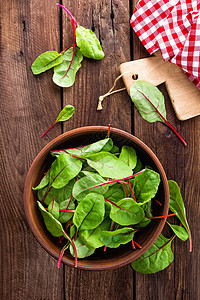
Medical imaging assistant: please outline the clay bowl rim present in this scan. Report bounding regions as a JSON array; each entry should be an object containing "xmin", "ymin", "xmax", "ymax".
[{"xmin": 23, "ymin": 125, "xmax": 169, "ymax": 270}]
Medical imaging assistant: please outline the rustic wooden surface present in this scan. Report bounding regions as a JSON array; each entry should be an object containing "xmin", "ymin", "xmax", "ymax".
[{"xmin": 0, "ymin": 0, "xmax": 199, "ymax": 299}]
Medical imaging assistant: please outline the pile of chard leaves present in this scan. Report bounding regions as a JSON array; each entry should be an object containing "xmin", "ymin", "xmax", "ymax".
[
  {"xmin": 31, "ymin": 4, "xmax": 104, "ymax": 87},
  {"xmin": 33, "ymin": 136, "xmax": 191, "ymax": 273}
]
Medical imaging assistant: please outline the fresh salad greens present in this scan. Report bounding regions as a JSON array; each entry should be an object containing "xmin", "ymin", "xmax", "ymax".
[
  {"xmin": 31, "ymin": 4, "xmax": 104, "ymax": 88},
  {"xmin": 33, "ymin": 135, "xmax": 191, "ymax": 272}
]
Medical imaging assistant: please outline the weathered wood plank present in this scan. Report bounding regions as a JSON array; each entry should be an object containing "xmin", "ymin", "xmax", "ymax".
[
  {"xmin": 0, "ymin": 1, "xmax": 64, "ymax": 299},
  {"xmin": 61, "ymin": 0, "xmax": 133, "ymax": 299}
]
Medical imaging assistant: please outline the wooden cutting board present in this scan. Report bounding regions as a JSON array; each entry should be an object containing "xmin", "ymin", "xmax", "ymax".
[{"xmin": 119, "ymin": 51, "xmax": 200, "ymax": 121}]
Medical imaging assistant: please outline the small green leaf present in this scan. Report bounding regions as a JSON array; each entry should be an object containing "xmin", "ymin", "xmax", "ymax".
[
  {"xmin": 73, "ymin": 193, "xmax": 105, "ymax": 230},
  {"xmin": 130, "ymin": 81, "xmax": 166, "ymax": 123},
  {"xmin": 69, "ymin": 237, "xmax": 95, "ymax": 258},
  {"xmin": 99, "ymin": 227, "xmax": 135, "ymax": 248},
  {"xmin": 168, "ymin": 180, "xmax": 191, "ymax": 249},
  {"xmin": 131, "ymin": 234, "xmax": 174, "ymax": 274},
  {"xmin": 104, "ymin": 184, "xmax": 124, "ymax": 203},
  {"xmin": 31, "ymin": 51, "xmax": 63, "ymax": 75},
  {"xmin": 119, "ymin": 146, "xmax": 137, "ymax": 169},
  {"xmin": 51, "ymin": 138, "xmax": 113, "ymax": 158},
  {"xmin": 53, "ymin": 47, "xmax": 83, "ymax": 87},
  {"xmin": 50, "ymin": 153, "xmax": 82, "ymax": 189},
  {"xmin": 32, "ymin": 170, "xmax": 50, "ymax": 190},
  {"xmin": 38, "ymin": 202, "xmax": 63, "ymax": 237},
  {"xmin": 79, "ymin": 218, "xmax": 111, "ymax": 249},
  {"xmin": 48, "ymin": 200, "xmax": 60, "ymax": 219},
  {"xmin": 134, "ymin": 168, "xmax": 160, "ymax": 204},
  {"xmin": 109, "ymin": 198, "xmax": 144, "ymax": 226},
  {"xmin": 72, "ymin": 172, "xmax": 109, "ymax": 202},
  {"xmin": 86, "ymin": 152, "xmax": 133, "ymax": 179},
  {"xmin": 37, "ymin": 179, "xmax": 75, "ymax": 205},
  {"xmin": 58, "ymin": 199, "xmax": 75, "ymax": 223},
  {"xmin": 167, "ymin": 223, "xmax": 189, "ymax": 241},
  {"xmin": 55, "ymin": 105, "xmax": 75, "ymax": 123},
  {"xmin": 75, "ymin": 25, "xmax": 104, "ymax": 60}
]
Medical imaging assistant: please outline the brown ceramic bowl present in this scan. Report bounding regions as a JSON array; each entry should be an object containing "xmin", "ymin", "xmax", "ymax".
[{"xmin": 24, "ymin": 126, "xmax": 169, "ymax": 270}]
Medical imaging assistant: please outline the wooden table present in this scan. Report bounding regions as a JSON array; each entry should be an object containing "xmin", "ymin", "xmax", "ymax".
[{"xmin": 1, "ymin": 1, "xmax": 199, "ymax": 299}]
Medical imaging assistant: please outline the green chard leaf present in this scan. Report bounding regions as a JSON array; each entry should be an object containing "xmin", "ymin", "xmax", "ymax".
[
  {"xmin": 131, "ymin": 234, "xmax": 174, "ymax": 274},
  {"xmin": 79, "ymin": 217, "xmax": 111, "ymax": 249},
  {"xmin": 73, "ymin": 193, "xmax": 105, "ymax": 230},
  {"xmin": 75, "ymin": 25, "xmax": 104, "ymax": 60},
  {"xmin": 72, "ymin": 172, "xmax": 109, "ymax": 202},
  {"xmin": 53, "ymin": 47, "xmax": 83, "ymax": 87},
  {"xmin": 58, "ymin": 199, "xmax": 75, "ymax": 223},
  {"xmin": 119, "ymin": 146, "xmax": 137, "ymax": 169},
  {"xmin": 168, "ymin": 180, "xmax": 192, "ymax": 250},
  {"xmin": 167, "ymin": 223, "xmax": 189, "ymax": 241},
  {"xmin": 109, "ymin": 198, "xmax": 144, "ymax": 226},
  {"xmin": 38, "ymin": 202, "xmax": 63, "ymax": 237},
  {"xmin": 134, "ymin": 168, "xmax": 160, "ymax": 204},
  {"xmin": 130, "ymin": 81, "xmax": 166, "ymax": 123},
  {"xmin": 31, "ymin": 51, "xmax": 63, "ymax": 75},
  {"xmin": 32, "ymin": 170, "xmax": 50, "ymax": 190},
  {"xmin": 69, "ymin": 237, "xmax": 95, "ymax": 258},
  {"xmin": 48, "ymin": 200, "xmax": 60, "ymax": 219},
  {"xmin": 104, "ymin": 184, "xmax": 124, "ymax": 203},
  {"xmin": 49, "ymin": 153, "xmax": 82, "ymax": 189},
  {"xmin": 37, "ymin": 179, "xmax": 75, "ymax": 205},
  {"xmin": 51, "ymin": 138, "xmax": 113, "ymax": 158},
  {"xmin": 55, "ymin": 105, "xmax": 75, "ymax": 123},
  {"xmin": 86, "ymin": 152, "xmax": 133, "ymax": 179},
  {"xmin": 99, "ymin": 227, "xmax": 135, "ymax": 248}
]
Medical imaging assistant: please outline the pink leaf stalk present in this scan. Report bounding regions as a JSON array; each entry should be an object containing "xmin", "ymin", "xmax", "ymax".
[{"xmin": 56, "ymin": 3, "xmax": 78, "ymax": 27}]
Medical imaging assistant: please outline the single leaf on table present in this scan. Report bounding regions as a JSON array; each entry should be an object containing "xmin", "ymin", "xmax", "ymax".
[
  {"xmin": 72, "ymin": 172, "xmax": 109, "ymax": 202},
  {"xmin": 38, "ymin": 202, "xmax": 64, "ymax": 237},
  {"xmin": 53, "ymin": 47, "xmax": 83, "ymax": 87},
  {"xmin": 79, "ymin": 217, "xmax": 111, "ymax": 249},
  {"xmin": 109, "ymin": 198, "xmax": 145, "ymax": 226},
  {"xmin": 69, "ymin": 237, "xmax": 95, "ymax": 258},
  {"xmin": 51, "ymin": 138, "xmax": 113, "ymax": 158},
  {"xmin": 50, "ymin": 153, "xmax": 82, "ymax": 189},
  {"xmin": 48, "ymin": 200, "xmax": 60, "ymax": 219},
  {"xmin": 119, "ymin": 146, "xmax": 137, "ymax": 169},
  {"xmin": 131, "ymin": 234, "xmax": 174, "ymax": 274},
  {"xmin": 168, "ymin": 180, "xmax": 192, "ymax": 251},
  {"xmin": 99, "ymin": 227, "xmax": 135, "ymax": 248},
  {"xmin": 134, "ymin": 168, "xmax": 160, "ymax": 204},
  {"xmin": 37, "ymin": 179, "xmax": 75, "ymax": 205},
  {"xmin": 167, "ymin": 223, "xmax": 189, "ymax": 241},
  {"xmin": 73, "ymin": 193, "xmax": 105, "ymax": 230},
  {"xmin": 31, "ymin": 51, "xmax": 63, "ymax": 75},
  {"xmin": 130, "ymin": 81, "xmax": 166, "ymax": 123},
  {"xmin": 32, "ymin": 170, "xmax": 50, "ymax": 190},
  {"xmin": 86, "ymin": 152, "xmax": 133, "ymax": 179},
  {"xmin": 58, "ymin": 199, "xmax": 75, "ymax": 223},
  {"xmin": 130, "ymin": 81, "xmax": 187, "ymax": 146},
  {"xmin": 75, "ymin": 25, "xmax": 104, "ymax": 60},
  {"xmin": 41, "ymin": 105, "xmax": 75, "ymax": 138}
]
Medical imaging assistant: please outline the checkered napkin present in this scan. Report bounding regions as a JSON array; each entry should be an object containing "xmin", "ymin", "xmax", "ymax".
[{"xmin": 130, "ymin": 0, "xmax": 200, "ymax": 89}]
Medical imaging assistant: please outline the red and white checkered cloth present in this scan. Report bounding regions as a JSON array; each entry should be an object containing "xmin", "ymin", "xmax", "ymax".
[{"xmin": 130, "ymin": 0, "xmax": 200, "ymax": 89}]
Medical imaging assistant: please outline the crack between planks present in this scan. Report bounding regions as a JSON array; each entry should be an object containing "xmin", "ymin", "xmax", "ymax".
[{"xmin": 129, "ymin": 0, "xmax": 135, "ymax": 138}]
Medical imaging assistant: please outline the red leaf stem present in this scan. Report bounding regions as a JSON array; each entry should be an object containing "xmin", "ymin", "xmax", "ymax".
[
  {"xmin": 61, "ymin": 19, "xmax": 76, "ymax": 80},
  {"xmin": 128, "ymin": 180, "xmax": 137, "ymax": 201},
  {"xmin": 147, "ymin": 212, "xmax": 177, "ymax": 219},
  {"xmin": 59, "ymin": 209, "xmax": 76, "ymax": 212},
  {"xmin": 63, "ymin": 230, "xmax": 78, "ymax": 267},
  {"xmin": 132, "ymin": 240, "xmax": 142, "ymax": 249},
  {"xmin": 56, "ymin": 3, "xmax": 78, "ymax": 27},
  {"xmin": 138, "ymin": 89, "xmax": 187, "ymax": 146}
]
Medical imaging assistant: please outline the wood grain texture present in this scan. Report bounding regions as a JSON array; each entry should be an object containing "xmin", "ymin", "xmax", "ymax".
[
  {"xmin": 132, "ymin": 1, "xmax": 200, "ymax": 299},
  {"xmin": 0, "ymin": 0, "xmax": 64, "ymax": 299}
]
